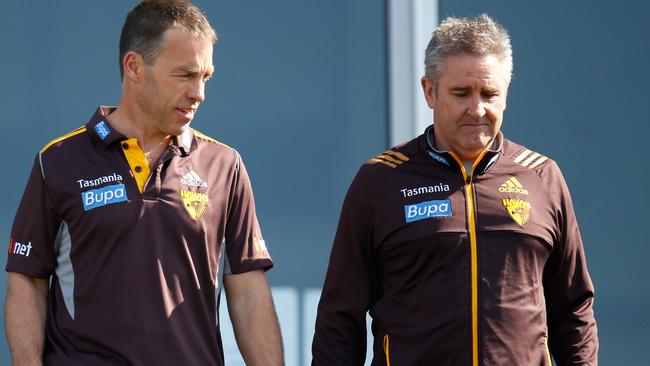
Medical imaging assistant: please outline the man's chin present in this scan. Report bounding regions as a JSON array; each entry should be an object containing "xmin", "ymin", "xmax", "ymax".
[
  {"xmin": 461, "ymin": 137, "xmax": 491, "ymax": 151},
  {"xmin": 454, "ymin": 140, "xmax": 493, "ymax": 161},
  {"xmin": 170, "ymin": 122, "xmax": 191, "ymax": 137}
]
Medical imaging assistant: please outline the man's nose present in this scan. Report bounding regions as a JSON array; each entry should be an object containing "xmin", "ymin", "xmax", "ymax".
[
  {"xmin": 466, "ymin": 96, "xmax": 486, "ymax": 119},
  {"xmin": 188, "ymin": 80, "xmax": 206, "ymax": 103}
]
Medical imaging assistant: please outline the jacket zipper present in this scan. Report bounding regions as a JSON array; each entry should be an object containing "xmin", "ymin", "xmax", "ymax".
[{"xmin": 449, "ymin": 151, "xmax": 487, "ymax": 366}]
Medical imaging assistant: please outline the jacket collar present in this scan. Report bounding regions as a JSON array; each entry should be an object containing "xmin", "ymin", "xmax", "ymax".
[
  {"xmin": 420, "ymin": 125, "xmax": 502, "ymax": 175},
  {"xmin": 85, "ymin": 105, "xmax": 196, "ymax": 156}
]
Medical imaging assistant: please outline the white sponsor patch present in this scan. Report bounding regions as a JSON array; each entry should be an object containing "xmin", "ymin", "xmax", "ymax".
[
  {"xmin": 404, "ymin": 199, "xmax": 452, "ymax": 222},
  {"xmin": 9, "ymin": 238, "xmax": 32, "ymax": 257},
  {"xmin": 82, "ymin": 183, "xmax": 128, "ymax": 211}
]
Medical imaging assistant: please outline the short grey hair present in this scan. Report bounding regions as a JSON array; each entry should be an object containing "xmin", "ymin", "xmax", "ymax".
[{"xmin": 424, "ymin": 14, "xmax": 512, "ymax": 88}]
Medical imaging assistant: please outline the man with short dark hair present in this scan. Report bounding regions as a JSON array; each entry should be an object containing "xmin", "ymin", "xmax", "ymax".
[
  {"xmin": 312, "ymin": 14, "xmax": 598, "ymax": 365},
  {"xmin": 5, "ymin": 1, "xmax": 284, "ymax": 365}
]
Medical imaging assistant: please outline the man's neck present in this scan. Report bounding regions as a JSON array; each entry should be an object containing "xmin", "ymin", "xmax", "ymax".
[
  {"xmin": 105, "ymin": 106, "xmax": 171, "ymax": 167},
  {"xmin": 428, "ymin": 129, "xmax": 491, "ymax": 175}
]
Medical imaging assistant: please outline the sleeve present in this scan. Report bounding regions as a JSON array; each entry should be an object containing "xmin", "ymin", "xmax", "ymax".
[
  {"xmin": 542, "ymin": 162, "xmax": 598, "ymax": 365},
  {"xmin": 6, "ymin": 154, "xmax": 60, "ymax": 278},
  {"xmin": 223, "ymin": 153, "xmax": 273, "ymax": 274},
  {"xmin": 312, "ymin": 166, "xmax": 380, "ymax": 365}
]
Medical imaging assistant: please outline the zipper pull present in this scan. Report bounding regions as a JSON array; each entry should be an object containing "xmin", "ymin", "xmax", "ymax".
[{"xmin": 465, "ymin": 176, "xmax": 472, "ymax": 185}]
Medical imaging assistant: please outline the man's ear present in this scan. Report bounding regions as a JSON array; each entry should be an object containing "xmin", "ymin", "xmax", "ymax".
[
  {"xmin": 122, "ymin": 51, "xmax": 145, "ymax": 82},
  {"xmin": 421, "ymin": 76, "xmax": 436, "ymax": 109}
]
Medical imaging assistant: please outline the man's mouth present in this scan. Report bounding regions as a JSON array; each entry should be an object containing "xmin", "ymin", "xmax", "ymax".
[
  {"xmin": 176, "ymin": 107, "xmax": 195, "ymax": 114},
  {"xmin": 175, "ymin": 107, "xmax": 197, "ymax": 122}
]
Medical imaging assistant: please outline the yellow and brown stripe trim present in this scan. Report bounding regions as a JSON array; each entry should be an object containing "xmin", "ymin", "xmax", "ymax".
[
  {"xmin": 40, "ymin": 126, "xmax": 87, "ymax": 153},
  {"xmin": 544, "ymin": 336, "xmax": 552, "ymax": 366},
  {"xmin": 383, "ymin": 334, "xmax": 391, "ymax": 366},
  {"xmin": 192, "ymin": 128, "xmax": 230, "ymax": 148},
  {"xmin": 369, "ymin": 149, "xmax": 409, "ymax": 168},
  {"xmin": 448, "ymin": 150, "xmax": 487, "ymax": 366},
  {"xmin": 513, "ymin": 149, "xmax": 548, "ymax": 169}
]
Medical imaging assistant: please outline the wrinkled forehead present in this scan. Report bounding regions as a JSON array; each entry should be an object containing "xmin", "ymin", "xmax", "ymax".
[{"xmin": 441, "ymin": 53, "xmax": 511, "ymax": 85}]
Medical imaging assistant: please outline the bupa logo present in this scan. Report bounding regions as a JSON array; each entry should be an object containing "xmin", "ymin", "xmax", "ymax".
[
  {"xmin": 94, "ymin": 121, "xmax": 111, "ymax": 140},
  {"xmin": 404, "ymin": 199, "xmax": 452, "ymax": 223},
  {"xmin": 82, "ymin": 183, "xmax": 128, "ymax": 211},
  {"xmin": 8, "ymin": 237, "xmax": 32, "ymax": 257}
]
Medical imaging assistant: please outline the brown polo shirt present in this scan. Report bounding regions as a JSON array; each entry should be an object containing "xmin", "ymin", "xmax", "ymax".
[{"xmin": 6, "ymin": 106, "xmax": 273, "ymax": 365}]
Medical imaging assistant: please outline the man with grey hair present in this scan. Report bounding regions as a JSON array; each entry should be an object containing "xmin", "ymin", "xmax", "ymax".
[
  {"xmin": 5, "ymin": 1, "xmax": 283, "ymax": 365},
  {"xmin": 312, "ymin": 14, "xmax": 597, "ymax": 365}
]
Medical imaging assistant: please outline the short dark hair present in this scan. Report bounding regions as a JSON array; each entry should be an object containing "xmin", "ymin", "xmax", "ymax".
[{"xmin": 119, "ymin": 0, "xmax": 217, "ymax": 79}]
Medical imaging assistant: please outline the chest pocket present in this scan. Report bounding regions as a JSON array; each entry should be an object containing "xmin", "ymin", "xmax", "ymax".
[
  {"xmin": 474, "ymin": 180, "xmax": 556, "ymax": 249},
  {"xmin": 375, "ymin": 188, "xmax": 469, "ymax": 252}
]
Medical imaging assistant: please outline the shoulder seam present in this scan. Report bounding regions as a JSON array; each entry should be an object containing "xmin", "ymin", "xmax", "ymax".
[
  {"xmin": 373, "ymin": 155, "xmax": 399, "ymax": 229},
  {"xmin": 40, "ymin": 126, "xmax": 87, "ymax": 154},
  {"xmin": 192, "ymin": 128, "xmax": 231, "ymax": 149}
]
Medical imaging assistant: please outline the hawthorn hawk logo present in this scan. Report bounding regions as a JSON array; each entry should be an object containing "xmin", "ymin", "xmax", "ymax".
[{"xmin": 180, "ymin": 190, "xmax": 209, "ymax": 220}]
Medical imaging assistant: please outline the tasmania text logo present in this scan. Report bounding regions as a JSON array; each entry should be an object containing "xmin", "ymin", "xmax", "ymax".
[
  {"xmin": 8, "ymin": 237, "xmax": 32, "ymax": 257},
  {"xmin": 180, "ymin": 171, "xmax": 208, "ymax": 188},
  {"xmin": 77, "ymin": 173, "xmax": 123, "ymax": 188},
  {"xmin": 82, "ymin": 183, "xmax": 128, "ymax": 211},
  {"xmin": 404, "ymin": 199, "xmax": 452, "ymax": 223},
  {"xmin": 499, "ymin": 177, "xmax": 529, "ymax": 195},
  {"xmin": 401, "ymin": 183, "xmax": 450, "ymax": 198}
]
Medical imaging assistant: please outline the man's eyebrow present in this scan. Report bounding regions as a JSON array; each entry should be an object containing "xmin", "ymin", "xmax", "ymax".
[
  {"xmin": 448, "ymin": 86, "xmax": 500, "ymax": 93},
  {"xmin": 173, "ymin": 66, "xmax": 214, "ymax": 74},
  {"xmin": 481, "ymin": 86, "xmax": 500, "ymax": 93}
]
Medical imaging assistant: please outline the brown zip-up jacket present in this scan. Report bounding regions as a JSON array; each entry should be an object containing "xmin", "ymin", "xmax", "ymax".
[{"xmin": 312, "ymin": 127, "xmax": 597, "ymax": 365}]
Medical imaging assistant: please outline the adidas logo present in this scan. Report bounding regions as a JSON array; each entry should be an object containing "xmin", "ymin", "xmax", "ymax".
[
  {"xmin": 513, "ymin": 149, "xmax": 548, "ymax": 169},
  {"xmin": 499, "ymin": 177, "xmax": 528, "ymax": 195},
  {"xmin": 180, "ymin": 171, "xmax": 208, "ymax": 188},
  {"xmin": 369, "ymin": 149, "xmax": 409, "ymax": 168}
]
